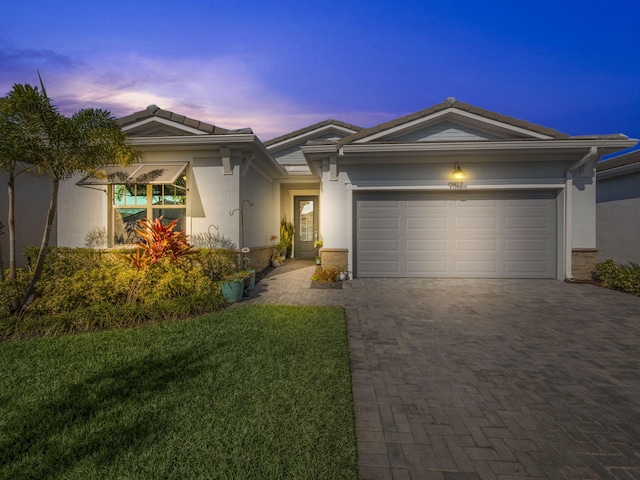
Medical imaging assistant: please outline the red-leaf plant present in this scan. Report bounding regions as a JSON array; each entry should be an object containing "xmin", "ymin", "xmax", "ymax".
[{"xmin": 125, "ymin": 217, "xmax": 194, "ymax": 270}]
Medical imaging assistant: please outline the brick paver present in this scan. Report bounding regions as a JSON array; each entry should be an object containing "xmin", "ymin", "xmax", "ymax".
[{"xmin": 245, "ymin": 263, "xmax": 640, "ymax": 479}]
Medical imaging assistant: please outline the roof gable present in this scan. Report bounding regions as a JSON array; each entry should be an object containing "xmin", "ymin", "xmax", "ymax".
[
  {"xmin": 117, "ymin": 105, "xmax": 235, "ymax": 137},
  {"xmin": 342, "ymin": 98, "xmax": 569, "ymax": 144},
  {"xmin": 265, "ymin": 119, "xmax": 361, "ymax": 152},
  {"xmin": 597, "ymin": 149, "xmax": 640, "ymax": 172}
]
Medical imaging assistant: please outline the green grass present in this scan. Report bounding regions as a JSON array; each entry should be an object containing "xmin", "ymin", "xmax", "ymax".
[{"xmin": 0, "ymin": 305, "xmax": 357, "ymax": 479}]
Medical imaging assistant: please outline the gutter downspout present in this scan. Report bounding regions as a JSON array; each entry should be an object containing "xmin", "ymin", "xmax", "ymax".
[{"xmin": 564, "ymin": 146, "xmax": 599, "ymax": 281}]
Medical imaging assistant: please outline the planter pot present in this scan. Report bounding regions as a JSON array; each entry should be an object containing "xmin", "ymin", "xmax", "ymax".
[
  {"xmin": 220, "ymin": 280, "xmax": 244, "ymax": 303},
  {"xmin": 339, "ymin": 272, "xmax": 349, "ymax": 281},
  {"xmin": 244, "ymin": 270, "xmax": 256, "ymax": 291},
  {"xmin": 272, "ymin": 259, "xmax": 280, "ymax": 267}
]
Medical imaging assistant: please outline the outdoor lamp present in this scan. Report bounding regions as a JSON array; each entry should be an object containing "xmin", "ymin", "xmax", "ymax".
[{"xmin": 452, "ymin": 162, "xmax": 465, "ymax": 179}]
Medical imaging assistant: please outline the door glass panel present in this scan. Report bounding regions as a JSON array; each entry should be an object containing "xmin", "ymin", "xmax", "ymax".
[{"xmin": 299, "ymin": 200, "xmax": 314, "ymax": 242}]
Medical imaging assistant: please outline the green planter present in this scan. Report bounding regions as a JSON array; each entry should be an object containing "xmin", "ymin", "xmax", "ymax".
[{"xmin": 220, "ymin": 280, "xmax": 244, "ymax": 303}]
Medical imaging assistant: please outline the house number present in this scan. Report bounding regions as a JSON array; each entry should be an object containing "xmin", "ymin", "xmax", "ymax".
[{"xmin": 448, "ymin": 181, "xmax": 464, "ymax": 189}]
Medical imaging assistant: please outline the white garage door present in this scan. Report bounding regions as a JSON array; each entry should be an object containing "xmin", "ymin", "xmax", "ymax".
[{"xmin": 355, "ymin": 191, "xmax": 557, "ymax": 278}]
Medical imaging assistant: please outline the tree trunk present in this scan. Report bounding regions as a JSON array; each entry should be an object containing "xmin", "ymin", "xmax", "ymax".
[
  {"xmin": 8, "ymin": 174, "xmax": 16, "ymax": 281},
  {"xmin": 20, "ymin": 178, "xmax": 58, "ymax": 310}
]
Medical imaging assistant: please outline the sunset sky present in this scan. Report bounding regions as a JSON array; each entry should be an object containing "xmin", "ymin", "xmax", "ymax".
[{"xmin": 2, "ymin": 0, "xmax": 639, "ymax": 151}]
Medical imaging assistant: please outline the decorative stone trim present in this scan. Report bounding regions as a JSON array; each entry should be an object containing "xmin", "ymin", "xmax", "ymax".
[
  {"xmin": 320, "ymin": 248, "xmax": 348, "ymax": 269},
  {"xmin": 572, "ymin": 248, "xmax": 599, "ymax": 281}
]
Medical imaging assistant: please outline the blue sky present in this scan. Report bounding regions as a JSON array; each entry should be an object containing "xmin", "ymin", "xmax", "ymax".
[{"xmin": 2, "ymin": 0, "xmax": 639, "ymax": 149}]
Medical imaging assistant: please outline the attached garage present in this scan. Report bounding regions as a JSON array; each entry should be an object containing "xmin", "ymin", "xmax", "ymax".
[
  {"xmin": 355, "ymin": 190, "xmax": 558, "ymax": 278},
  {"xmin": 301, "ymin": 98, "xmax": 636, "ymax": 280}
]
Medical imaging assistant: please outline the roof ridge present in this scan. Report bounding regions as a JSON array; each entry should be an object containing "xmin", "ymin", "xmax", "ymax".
[
  {"xmin": 264, "ymin": 118, "xmax": 362, "ymax": 147},
  {"xmin": 117, "ymin": 105, "xmax": 231, "ymax": 135},
  {"xmin": 338, "ymin": 99, "xmax": 570, "ymax": 144},
  {"xmin": 597, "ymin": 148, "xmax": 640, "ymax": 172}
]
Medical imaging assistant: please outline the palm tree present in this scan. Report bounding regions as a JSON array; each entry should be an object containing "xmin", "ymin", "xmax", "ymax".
[
  {"xmin": 0, "ymin": 76, "xmax": 139, "ymax": 310},
  {"xmin": 0, "ymin": 84, "xmax": 50, "ymax": 282}
]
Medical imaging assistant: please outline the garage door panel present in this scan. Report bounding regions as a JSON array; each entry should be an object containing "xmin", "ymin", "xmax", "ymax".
[
  {"xmin": 455, "ymin": 239, "xmax": 497, "ymax": 251},
  {"xmin": 505, "ymin": 239, "xmax": 551, "ymax": 252},
  {"xmin": 407, "ymin": 239, "xmax": 448, "ymax": 251},
  {"xmin": 455, "ymin": 260, "xmax": 499, "ymax": 274},
  {"xmin": 505, "ymin": 216, "xmax": 551, "ymax": 229},
  {"xmin": 407, "ymin": 200, "xmax": 447, "ymax": 208},
  {"xmin": 407, "ymin": 217, "xmax": 448, "ymax": 229},
  {"xmin": 407, "ymin": 260, "xmax": 448, "ymax": 274},
  {"xmin": 359, "ymin": 260, "xmax": 400, "ymax": 275},
  {"xmin": 359, "ymin": 217, "xmax": 398, "ymax": 229},
  {"xmin": 359, "ymin": 239, "xmax": 398, "ymax": 252},
  {"xmin": 506, "ymin": 261, "xmax": 552, "ymax": 275},
  {"xmin": 455, "ymin": 216, "xmax": 498, "ymax": 229},
  {"xmin": 356, "ymin": 191, "xmax": 556, "ymax": 278}
]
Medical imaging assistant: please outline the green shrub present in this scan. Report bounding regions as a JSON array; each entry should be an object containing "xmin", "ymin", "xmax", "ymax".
[
  {"xmin": 593, "ymin": 259, "xmax": 640, "ymax": 295},
  {"xmin": 0, "ymin": 247, "xmax": 231, "ymax": 339},
  {"xmin": 311, "ymin": 265, "xmax": 340, "ymax": 283},
  {"xmin": 194, "ymin": 248, "xmax": 239, "ymax": 281}
]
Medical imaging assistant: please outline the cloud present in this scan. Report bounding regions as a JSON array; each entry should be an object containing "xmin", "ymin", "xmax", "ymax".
[{"xmin": 0, "ymin": 48, "xmax": 381, "ymax": 139}]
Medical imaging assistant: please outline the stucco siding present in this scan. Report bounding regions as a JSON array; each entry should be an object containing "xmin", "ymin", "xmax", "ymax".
[
  {"xmin": 190, "ymin": 157, "xmax": 241, "ymax": 248},
  {"xmin": 240, "ymin": 165, "xmax": 275, "ymax": 249},
  {"xmin": 597, "ymin": 197, "xmax": 640, "ymax": 264},
  {"xmin": 571, "ymin": 178, "xmax": 596, "ymax": 249},
  {"xmin": 0, "ymin": 170, "xmax": 56, "ymax": 266},
  {"xmin": 58, "ymin": 174, "xmax": 107, "ymax": 248},
  {"xmin": 390, "ymin": 121, "xmax": 501, "ymax": 142},
  {"xmin": 597, "ymin": 170, "xmax": 640, "ymax": 203},
  {"xmin": 272, "ymin": 133, "xmax": 345, "ymax": 166}
]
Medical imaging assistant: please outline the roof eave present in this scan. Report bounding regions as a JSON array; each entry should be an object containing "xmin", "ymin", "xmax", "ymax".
[
  {"xmin": 128, "ymin": 134, "xmax": 285, "ymax": 177},
  {"xmin": 339, "ymin": 139, "xmax": 638, "ymax": 157}
]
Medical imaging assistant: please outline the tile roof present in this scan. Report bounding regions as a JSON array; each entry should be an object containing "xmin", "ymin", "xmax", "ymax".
[
  {"xmin": 264, "ymin": 119, "xmax": 362, "ymax": 147},
  {"xmin": 339, "ymin": 97, "xmax": 571, "ymax": 143},
  {"xmin": 597, "ymin": 149, "xmax": 640, "ymax": 172},
  {"xmin": 117, "ymin": 105, "xmax": 239, "ymax": 135}
]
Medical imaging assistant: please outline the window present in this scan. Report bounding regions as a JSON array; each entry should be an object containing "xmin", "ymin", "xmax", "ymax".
[{"xmin": 112, "ymin": 168, "xmax": 187, "ymax": 245}]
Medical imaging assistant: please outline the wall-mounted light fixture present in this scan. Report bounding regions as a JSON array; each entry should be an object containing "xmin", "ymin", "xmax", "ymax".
[{"xmin": 451, "ymin": 162, "xmax": 465, "ymax": 180}]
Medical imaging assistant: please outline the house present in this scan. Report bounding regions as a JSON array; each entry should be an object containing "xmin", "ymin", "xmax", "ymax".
[
  {"xmin": 0, "ymin": 168, "xmax": 56, "ymax": 267},
  {"xmin": 55, "ymin": 98, "xmax": 637, "ymax": 279},
  {"xmin": 596, "ymin": 149, "xmax": 640, "ymax": 264}
]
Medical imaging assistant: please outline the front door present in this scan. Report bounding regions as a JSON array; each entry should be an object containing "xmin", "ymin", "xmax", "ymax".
[{"xmin": 294, "ymin": 196, "xmax": 318, "ymax": 259}]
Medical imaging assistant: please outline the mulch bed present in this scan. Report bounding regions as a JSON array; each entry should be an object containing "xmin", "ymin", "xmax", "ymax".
[{"xmin": 310, "ymin": 280, "xmax": 342, "ymax": 289}]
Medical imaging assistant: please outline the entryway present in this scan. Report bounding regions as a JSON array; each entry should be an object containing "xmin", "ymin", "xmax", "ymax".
[{"xmin": 294, "ymin": 196, "xmax": 318, "ymax": 259}]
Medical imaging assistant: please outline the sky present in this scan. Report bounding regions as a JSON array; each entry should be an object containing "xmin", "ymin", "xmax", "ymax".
[{"xmin": 1, "ymin": 0, "xmax": 639, "ymax": 153}]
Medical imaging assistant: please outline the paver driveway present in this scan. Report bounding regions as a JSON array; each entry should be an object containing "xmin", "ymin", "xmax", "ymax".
[{"xmin": 247, "ymin": 265, "xmax": 640, "ymax": 479}]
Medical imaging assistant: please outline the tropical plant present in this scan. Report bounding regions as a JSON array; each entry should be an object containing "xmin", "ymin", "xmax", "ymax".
[
  {"xmin": 3, "ymin": 76, "xmax": 139, "ymax": 310},
  {"xmin": 311, "ymin": 265, "xmax": 340, "ymax": 283},
  {"xmin": 0, "ymin": 84, "xmax": 50, "ymax": 281},
  {"xmin": 280, "ymin": 215, "xmax": 295, "ymax": 258},
  {"xmin": 123, "ymin": 217, "xmax": 194, "ymax": 270}
]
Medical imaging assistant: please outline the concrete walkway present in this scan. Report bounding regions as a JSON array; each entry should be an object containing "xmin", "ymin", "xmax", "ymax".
[{"xmin": 245, "ymin": 261, "xmax": 640, "ymax": 479}]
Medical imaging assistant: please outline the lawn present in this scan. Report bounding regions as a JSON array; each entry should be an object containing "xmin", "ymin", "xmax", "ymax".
[{"xmin": 0, "ymin": 305, "xmax": 357, "ymax": 479}]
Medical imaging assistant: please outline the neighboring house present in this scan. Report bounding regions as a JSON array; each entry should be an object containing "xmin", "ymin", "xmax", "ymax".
[
  {"xmin": 596, "ymin": 149, "xmax": 640, "ymax": 264},
  {"xmin": 55, "ymin": 98, "xmax": 637, "ymax": 279},
  {"xmin": 0, "ymin": 168, "xmax": 56, "ymax": 268}
]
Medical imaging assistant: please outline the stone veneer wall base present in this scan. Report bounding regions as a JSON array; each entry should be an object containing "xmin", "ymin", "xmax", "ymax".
[
  {"xmin": 320, "ymin": 248, "xmax": 349, "ymax": 270},
  {"xmin": 572, "ymin": 248, "xmax": 598, "ymax": 281}
]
